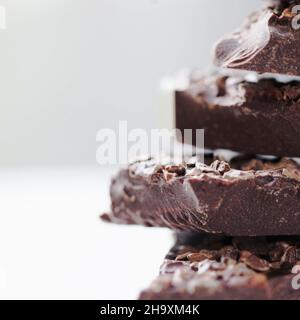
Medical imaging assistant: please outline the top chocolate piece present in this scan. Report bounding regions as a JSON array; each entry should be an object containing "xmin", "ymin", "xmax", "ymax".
[
  {"xmin": 140, "ymin": 232, "xmax": 300, "ymax": 300},
  {"xmin": 214, "ymin": 1, "xmax": 300, "ymax": 76},
  {"xmin": 266, "ymin": 0, "xmax": 300, "ymax": 7}
]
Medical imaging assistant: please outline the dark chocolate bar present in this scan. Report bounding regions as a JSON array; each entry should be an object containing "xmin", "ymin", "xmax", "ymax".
[
  {"xmin": 213, "ymin": 1, "xmax": 300, "ymax": 76},
  {"xmin": 101, "ymin": 155, "xmax": 300, "ymax": 236},
  {"xmin": 175, "ymin": 72, "xmax": 300, "ymax": 157},
  {"xmin": 139, "ymin": 232, "xmax": 300, "ymax": 300}
]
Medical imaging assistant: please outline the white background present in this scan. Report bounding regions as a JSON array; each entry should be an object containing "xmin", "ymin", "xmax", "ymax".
[
  {"xmin": 0, "ymin": 166, "xmax": 174, "ymax": 299},
  {"xmin": 0, "ymin": 0, "xmax": 259, "ymax": 166},
  {"xmin": 0, "ymin": 0, "xmax": 260, "ymax": 299}
]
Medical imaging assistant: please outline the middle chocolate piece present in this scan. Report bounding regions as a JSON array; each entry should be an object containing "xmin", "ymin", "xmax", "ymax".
[
  {"xmin": 103, "ymin": 154, "xmax": 300, "ymax": 236},
  {"xmin": 175, "ymin": 72, "xmax": 300, "ymax": 157}
]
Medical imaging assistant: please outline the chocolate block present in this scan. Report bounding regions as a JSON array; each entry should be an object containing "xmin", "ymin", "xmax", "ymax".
[
  {"xmin": 139, "ymin": 233, "xmax": 300, "ymax": 300},
  {"xmin": 214, "ymin": 1, "xmax": 300, "ymax": 76},
  {"xmin": 175, "ymin": 72, "xmax": 300, "ymax": 157},
  {"xmin": 102, "ymin": 154, "xmax": 300, "ymax": 236}
]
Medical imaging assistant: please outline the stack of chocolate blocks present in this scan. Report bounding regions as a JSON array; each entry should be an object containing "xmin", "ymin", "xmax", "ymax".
[{"xmin": 103, "ymin": 0, "xmax": 300, "ymax": 299}]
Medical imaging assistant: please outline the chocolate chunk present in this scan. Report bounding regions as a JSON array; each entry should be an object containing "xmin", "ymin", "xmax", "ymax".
[
  {"xmin": 213, "ymin": 4, "xmax": 300, "ymax": 76},
  {"xmin": 175, "ymin": 72, "xmax": 300, "ymax": 157},
  {"xmin": 175, "ymin": 251, "xmax": 193, "ymax": 261},
  {"xmin": 244, "ymin": 255, "xmax": 270, "ymax": 272},
  {"xmin": 281, "ymin": 246, "xmax": 297, "ymax": 268},
  {"xmin": 187, "ymin": 253, "xmax": 210, "ymax": 263},
  {"xmin": 103, "ymin": 155, "xmax": 300, "ymax": 236},
  {"xmin": 220, "ymin": 246, "xmax": 239, "ymax": 261},
  {"xmin": 187, "ymin": 250, "xmax": 219, "ymax": 263},
  {"xmin": 210, "ymin": 160, "xmax": 231, "ymax": 175},
  {"xmin": 269, "ymin": 242, "xmax": 288, "ymax": 261},
  {"xmin": 139, "ymin": 233, "xmax": 300, "ymax": 300}
]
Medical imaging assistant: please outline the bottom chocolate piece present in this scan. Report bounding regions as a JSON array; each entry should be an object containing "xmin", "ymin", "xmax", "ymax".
[{"xmin": 140, "ymin": 233, "xmax": 300, "ymax": 300}]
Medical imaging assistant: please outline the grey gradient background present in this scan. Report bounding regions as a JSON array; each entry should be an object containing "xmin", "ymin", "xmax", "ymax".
[{"xmin": 0, "ymin": 0, "xmax": 261, "ymax": 166}]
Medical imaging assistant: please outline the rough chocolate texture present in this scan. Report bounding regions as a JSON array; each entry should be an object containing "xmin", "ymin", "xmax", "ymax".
[
  {"xmin": 139, "ymin": 233, "xmax": 300, "ymax": 300},
  {"xmin": 102, "ymin": 154, "xmax": 300, "ymax": 236},
  {"xmin": 175, "ymin": 73, "xmax": 300, "ymax": 157},
  {"xmin": 214, "ymin": 3, "xmax": 300, "ymax": 76},
  {"xmin": 266, "ymin": 0, "xmax": 300, "ymax": 11}
]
